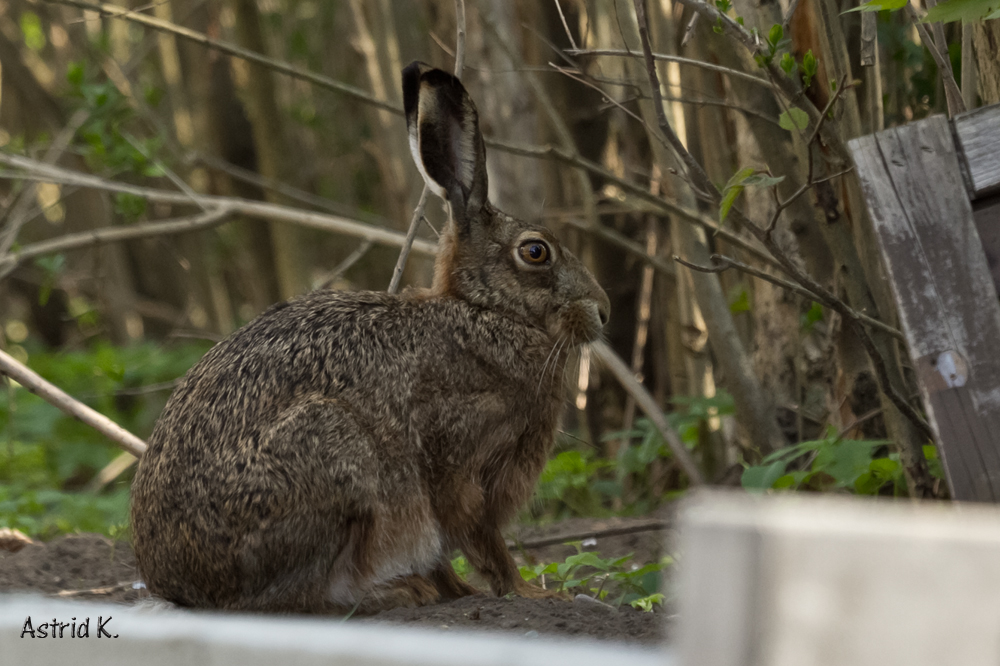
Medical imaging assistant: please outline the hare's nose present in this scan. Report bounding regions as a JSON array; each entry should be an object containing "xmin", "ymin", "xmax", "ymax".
[{"xmin": 597, "ymin": 297, "xmax": 610, "ymax": 327}]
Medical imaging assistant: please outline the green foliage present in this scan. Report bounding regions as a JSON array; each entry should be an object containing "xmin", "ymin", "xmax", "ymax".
[
  {"xmin": 741, "ymin": 426, "xmax": 905, "ymax": 494},
  {"xmin": 534, "ymin": 450, "xmax": 617, "ymax": 517},
  {"xmin": 800, "ymin": 301, "xmax": 825, "ymax": 332},
  {"xmin": 719, "ymin": 168, "xmax": 786, "ymax": 223},
  {"xmin": 19, "ymin": 11, "xmax": 46, "ymax": 51},
  {"xmin": 729, "ymin": 285, "xmax": 752, "ymax": 314},
  {"xmin": 779, "ymin": 107, "xmax": 810, "ymax": 132},
  {"xmin": 802, "ymin": 50, "xmax": 818, "ymax": 88},
  {"xmin": 924, "ymin": 0, "xmax": 1000, "ymax": 22},
  {"xmin": 0, "ymin": 341, "xmax": 211, "ymax": 538},
  {"xmin": 65, "ymin": 62, "xmax": 166, "ymax": 179},
  {"xmin": 519, "ymin": 549, "xmax": 671, "ymax": 609},
  {"xmin": 848, "ymin": 0, "xmax": 997, "ymax": 20}
]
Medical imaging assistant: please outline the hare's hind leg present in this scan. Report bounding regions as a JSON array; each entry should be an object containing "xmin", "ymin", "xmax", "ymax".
[{"xmin": 233, "ymin": 397, "xmax": 379, "ymax": 614}]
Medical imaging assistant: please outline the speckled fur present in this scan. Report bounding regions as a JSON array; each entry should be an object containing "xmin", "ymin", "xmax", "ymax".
[{"xmin": 130, "ymin": 63, "xmax": 610, "ymax": 614}]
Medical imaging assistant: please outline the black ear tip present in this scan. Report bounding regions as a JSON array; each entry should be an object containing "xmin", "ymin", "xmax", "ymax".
[{"xmin": 402, "ymin": 62, "xmax": 425, "ymax": 118}]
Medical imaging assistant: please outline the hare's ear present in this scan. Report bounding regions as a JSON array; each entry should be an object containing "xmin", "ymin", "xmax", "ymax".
[{"xmin": 403, "ymin": 61, "xmax": 488, "ymax": 232}]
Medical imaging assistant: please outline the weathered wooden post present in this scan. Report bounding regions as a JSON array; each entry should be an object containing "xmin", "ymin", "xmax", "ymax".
[{"xmin": 849, "ymin": 104, "xmax": 1000, "ymax": 501}]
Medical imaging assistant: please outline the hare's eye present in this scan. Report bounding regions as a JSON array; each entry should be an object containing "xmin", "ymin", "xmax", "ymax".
[{"xmin": 518, "ymin": 241, "xmax": 550, "ymax": 265}]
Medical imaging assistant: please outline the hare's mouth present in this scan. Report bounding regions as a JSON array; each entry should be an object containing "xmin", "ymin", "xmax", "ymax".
[{"xmin": 550, "ymin": 299, "xmax": 607, "ymax": 345}]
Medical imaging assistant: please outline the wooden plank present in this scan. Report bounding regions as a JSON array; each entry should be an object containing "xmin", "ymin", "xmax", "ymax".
[
  {"xmin": 972, "ymin": 197, "xmax": 1000, "ymax": 297},
  {"xmin": 677, "ymin": 491, "xmax": 1000, "ymax": 666},
  {"xmin": 849, "ymin": 116, "xmax": 1000, "ymax": 502},
  {"xmin": 954, "ymin": 104, "xmax": 1000, "ymax": 199}
]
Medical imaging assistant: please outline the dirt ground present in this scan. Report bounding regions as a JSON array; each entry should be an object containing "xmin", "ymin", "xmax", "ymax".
[{"xmin": 0, "ymin": 515, "xmax": 671, "ymax": 644}]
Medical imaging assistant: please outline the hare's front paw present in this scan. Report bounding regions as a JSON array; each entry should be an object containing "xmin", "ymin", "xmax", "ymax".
[{"xmin": 512, "ymin": 578, "xmax": 571, "ymax": 601}]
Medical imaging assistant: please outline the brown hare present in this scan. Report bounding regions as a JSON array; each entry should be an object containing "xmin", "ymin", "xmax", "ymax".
[{"xmin": 130, "ymin": 61, "xmax": 610, "ymax": 613}]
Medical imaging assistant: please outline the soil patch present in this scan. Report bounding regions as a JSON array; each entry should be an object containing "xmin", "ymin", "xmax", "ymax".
[
  {"xmin": 0, "ymin": 534, "xmax": 142, "ymax": 603},
  {"xmin": 362, "ymin": 594, "xmax": 664, "ymax": 643},
  {"xmin": 0, "ymin": 520, "xmax": 670, "ymax": 644}
]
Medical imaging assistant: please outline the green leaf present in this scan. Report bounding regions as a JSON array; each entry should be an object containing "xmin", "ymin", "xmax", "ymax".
[
  {"xmin": 719, "ymin": 167, "xmax": 756, "ymax": 223},
  {"xmin": 767, "ymin": 24, "xmax": 784, "ymax": 47},
  {"xmin": 742, "ymin": 460, "xmax": 788, "ymax": 490},
  {"xmin": 20, "ymin": 11, "xmax": 46, "ymax": 51},
  {"xmin": 780, "ymin": 52, "xmax": 797, "ymax": 76},
  {"xmin": 729, "ymin": 286, "xmax": 752, "ymax": 314},
  {"xmin": 802, "ymin": 50, "xmax": 818, "ymax": 87},
  {"xmin": 743, "ymin": 173, "xmax": 786, "ymax": 187},
  {"xmin": 844, "ymin": 0, "xmax": 907, "ymax": 12},
  {"xmin": 778, "ymin": 107, "xmax": 810, "ymax": 131},
  {"xmin": 812, "ymin": 439, "xmax": 885, "ymax": 487},
  {"xmin": 923, "ymin": 0, "xmax": 1000, "ymax": 22},
  {"xmin": 801, "ymin": 301, "xmax": 824, "ymax": 331}
]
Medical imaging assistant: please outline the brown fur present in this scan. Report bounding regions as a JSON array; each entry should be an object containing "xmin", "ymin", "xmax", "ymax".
[{"xmin": 130, "ymin": 62, "xmax": 609, "ymax": 613}]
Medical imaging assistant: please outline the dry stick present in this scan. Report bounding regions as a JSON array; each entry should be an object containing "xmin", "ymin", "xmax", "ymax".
[
  {"xmin": 567, "ymin": 48, "xmax": 771, "ymax": 88},
  {"xmin": 506, "ymin": 519, "xmax": 668, "ymax": 551},
  {"xmin": 0, "ymin": 208, "xmax": 233, "ymax": 279},
  {"xmin": 628, "ymin": 2, "xmax": 935, "ymax": 459},
  {"xmin": 591, "ymin": 341, "xmax": 704, "ymax": 485},
  {"xmin": 0, "ymin": 349, "xmax": 147, "ymax": 457},
  {"xmin": 387, "ymin": 0, "xmax": 465, "ymax": 294},
  {"xmin": 0, "ymin": 153, "xmax": 437, "ymax": 257}
]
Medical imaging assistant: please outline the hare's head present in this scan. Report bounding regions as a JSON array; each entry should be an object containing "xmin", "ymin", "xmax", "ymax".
[{"xmin": 403, "ymin": 62, "xmax": 609, "ymax": 346}]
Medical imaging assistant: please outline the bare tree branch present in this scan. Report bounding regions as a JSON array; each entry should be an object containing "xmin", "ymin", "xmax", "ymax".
[
  {"xmin": 675, "ymin": 253, "xmax": 905, "ymax": 342},
  {"xmin": 0, "ymin": 349, "xmax": 147, "ymax": 458},
  {"xmin": 43, "ymin": 0, "xmax": 401, "ymax": 114},
  {"xmin": 0, "ymin": 153, "xmax": 438, "ymax": 260},
  {"xmin": 628, "ymin": 3, "xmax": 934, "ymax": 465},
  {"xmin": 0, "ymin": 209, "xmax": 233, "ymax": 279},
  {"xmin": 566, "ymin": 48, "xmax": 771, "ymax": 88},
  {"xmin": 484, "ymin": 139, "xmax": 780, "ymax": 270}
]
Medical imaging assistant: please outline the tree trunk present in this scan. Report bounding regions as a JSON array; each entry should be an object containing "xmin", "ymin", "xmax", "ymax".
[{"xmin": 232, "ymin": 0, "xmax": 307, "ymax": 300}]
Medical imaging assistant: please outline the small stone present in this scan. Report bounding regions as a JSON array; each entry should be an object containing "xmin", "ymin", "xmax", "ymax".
[{"xmin": 524, "ymin": 630, "xmax": 540, "ymax": 639}]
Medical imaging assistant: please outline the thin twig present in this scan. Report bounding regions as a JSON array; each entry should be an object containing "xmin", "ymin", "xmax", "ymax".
[
  {"xmin": 674, "ymin": 253, "xmax": 905, "ymax": 342},
  {"xmin": 484, "ymin": 139, "xmax": 779, "ymax": 270},
  {"xmin": 43, "ymin": 0, "xmax": 401, "ymax": 115},
  {"xmin": 0, "ymin": 109, "xmax": 89, "ymax": 255},
  {"xmin": 0, "ymin": 153, "xmax": 438, "ymax": 259},
  {"xmin": 560, "ymin": 217, "xmax": 675, "ymax": 277},
  {"xmin": 0, "ymin": 208, "xmax": 233, "ymax": 279},
  {"xmin": 591, "ymin": 340, "xmax": 704, "ymax": 484},
  {"xmin": 566, "ymin": 48, "xmax": 772, "ymax": 91},
  {"xmin": 316, "ymin": 240, "xmax": 374, "ymax": 290},
  {"xmin": 554, "ymin": 0, "xmax": 579, "ymax": 51},
  {"xmin": 629, "ymin": 3, "xmax": 934, "ymax": 477},
  {"xmin": 506, "ymin": 519, "xmax": 668, "ymax": 551},
  {"xmin": 0, "ymin": 349, "xmax": 147, "ymax": 457},
  {"xmin": 387, "ymin": 187, "xmax": 430, "ymax": 293},
  {"xmin": 904, "ymin": 2, "xmax": 965, "ymax": 117}
]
